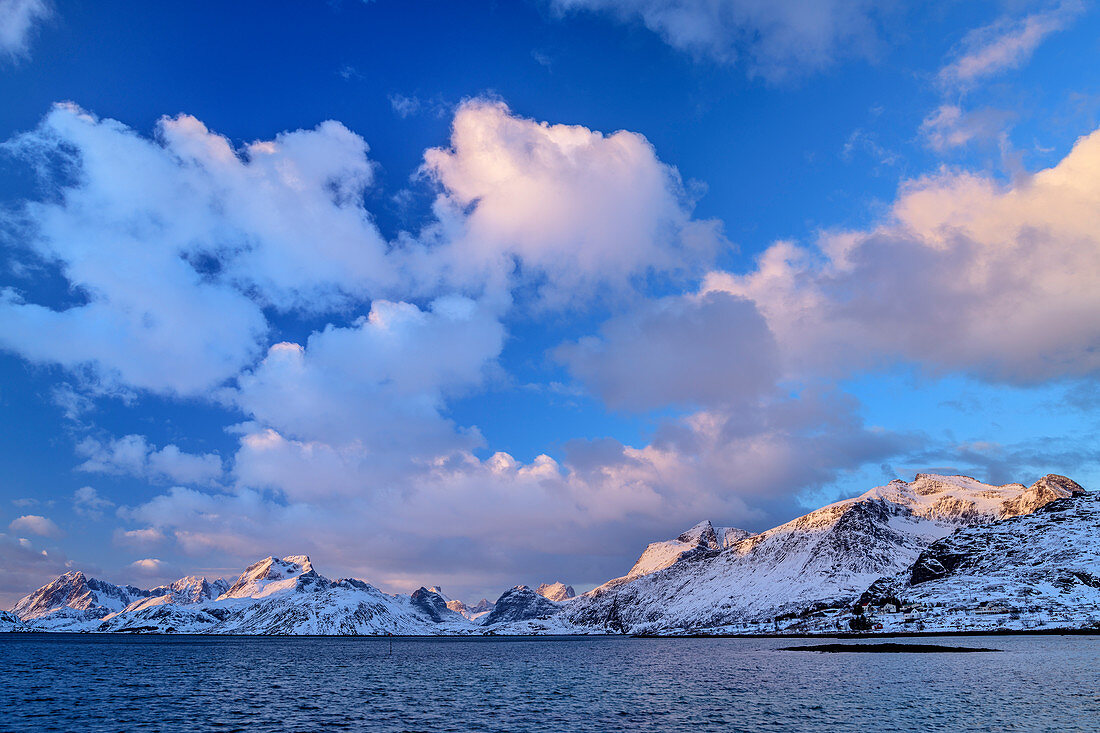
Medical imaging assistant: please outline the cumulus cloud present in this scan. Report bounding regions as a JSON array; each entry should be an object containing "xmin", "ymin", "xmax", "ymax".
[
  {"xmin": 77, "ymin": 434, "xmax": 223, "ymax": 485},
  {"xmin": 121, "ymin": 381, "xmax": 910, "ymax": 597},
  {"xmin": 419, "ymin": 99, "xmax": 720, "ymax": 305},
  {"xmin": 938, "ymin": 1, "xmax": 1084, "ymax": 91},
  {"xmin": 704, "ymin": 124, "xmax": 1100, "ymax": 384},
  {"xmin": 232, "ymin": 295, "xmax": 505, "ymax": 496},
  {"xmin": 8, "ymin": 514, "xmax": 63, "ymax": 538},
  {"xmin": 0, "ymin": 103, "xmax": 393, "ymax": 396},
  {"xmin": 14, "ymin": 96, "xmax": 1091, "ymax": 601},
  {"xmin": 549, "ymin": 0, "xmax": 886, "ymax": 80},
  {"xmin": 0, "ymin": 0, "xmax": 49, "ymax": 60},
  {"xmin": 557, "ymin": 290, "xmax": 779, "ymax": 411},
  {"xmin": 72, "ymin": 486, "xmax": 113, "ymax": 520}
]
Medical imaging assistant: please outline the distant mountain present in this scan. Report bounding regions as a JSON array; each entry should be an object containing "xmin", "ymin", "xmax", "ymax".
[
  {"xmin": 11, "ymin": 570, "xmax": 161, "ymax": 629},
  {"xmin": 564, "ymin": 474, "xmax": 1087, "ymax": 633},
  {"xmin": 5, "ymin": 473, "xmax": 1094, "ymax": 636},
  {"xmin": 481, "ymin": 586, "xmax": 563, "ymax": 625},
  {"xmin": 536, "ymin": 582, "xmax": 575, "ymax": 602}
]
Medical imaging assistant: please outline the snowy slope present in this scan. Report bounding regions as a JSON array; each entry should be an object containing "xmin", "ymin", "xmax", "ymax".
[
  {"xmin": 626, "ymin": 520, "xmax": 755, "ymax": 579},
  {"xmin": 854, "ymin": 491, "xmax": 1100, "ymax": 631},
  {"xmin": 481, "ymin": 586, "xmax": 562, "ymax": 624},
  {"xmin": 10, "ymin": 570, "xmax": 162, "ymax": 629},
  {"xmin": 1, "ymin": 610, "xmax": 29, "ymax": 632},
  {"xmin": 8, "ymin": 474, "xmax": 1090, "ymax": 635},
  {"xmin": 566, "ymin": 474, "xmax": 1084, "ymax": 633}
]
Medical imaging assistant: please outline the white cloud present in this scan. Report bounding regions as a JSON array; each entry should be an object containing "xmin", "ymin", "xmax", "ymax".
[
  {"xmin": 919, "ymin": 105, "xmax": 1011, "ymax": 152},
  {"xmin": 0, "ymin": 103, "xmax": 394, "ymax": 396},
  {"xmin": 232, "ymin": 295, "xmax": 505, "ymax": 497},
  {"xmin": 72, "ymin": 486, "xmax": 113, "ymax": 520},
  {"xmin": 8, "ymin": 514, "xmax": 63, "ymax": 538},
  {"xmin": 549, "ymin": 0, "xmax": 885, "ymax": 80},
  {"xmin": 124, "ymin": 384, "xmax": 909, "ymax": 597},
  {"xmin": 389, "ymin": 93, "xmax": 421, "ymax": 117},
  {"xmin": 938, "ymin": 1, "xmax": 1084, "ymax": 91},
  {"xmin": 557, "ymin": 290, "xmax": 779, "ymax": 411},
  {"xmin": 419, "ymin": 99, "xmax": 721, "ymax": 306},
  {"xmin": 705, "ymin": 124, "xmax": 1100, "ymax": 384},
  {"xmin": 128, "ymin": 558, "xmax": 168, "ymax": 577},
  {"xmin": 114, "ymin": 527, "xmax": 166, "ymax": 547},
  {"xmin": 0, "ymin": 0, "xmax": 49, "ymax": 60},
  {"xmin": 77, "ymin": 434, "xmax": 223, "ymax": 485}
]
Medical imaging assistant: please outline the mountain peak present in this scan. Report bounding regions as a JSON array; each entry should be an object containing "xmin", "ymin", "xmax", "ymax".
[
  {"xmin": 220, "ymin": 554, "xmax": 320, "ymax": 599},
  {"xmin": 536, "ymin": 582, "xmax": 575, "ymax": 601}
]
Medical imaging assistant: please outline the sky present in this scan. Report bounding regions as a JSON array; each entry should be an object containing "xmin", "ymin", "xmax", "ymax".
[{"xmin": 0, "ymin": 0, "xmax": 1098, "ymax": 607}]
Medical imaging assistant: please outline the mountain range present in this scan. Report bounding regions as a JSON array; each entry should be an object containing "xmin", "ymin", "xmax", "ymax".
[{"xmin": 4, "ymin": 473, "xmax": 1097, "ymax": 635}]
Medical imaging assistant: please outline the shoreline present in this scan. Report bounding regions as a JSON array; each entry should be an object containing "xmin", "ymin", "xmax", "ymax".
[{"xmin": 4, "ymin": 627, "xmax": 1098, "ymax": 639}]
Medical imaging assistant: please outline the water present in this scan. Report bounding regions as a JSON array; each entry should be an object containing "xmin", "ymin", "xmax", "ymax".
[{"xmin": 2, "ymin": 634, "xmax": 1098, "ymax": 732}]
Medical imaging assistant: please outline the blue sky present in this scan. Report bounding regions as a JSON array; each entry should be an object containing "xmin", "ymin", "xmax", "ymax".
[{"xmin": 0, "ymin": 0, "xmax": 1098, "ymax": 605}]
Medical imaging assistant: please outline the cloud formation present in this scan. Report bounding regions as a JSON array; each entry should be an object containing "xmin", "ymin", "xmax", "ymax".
[
  {"xmin": 0, "ymin": 0, "xmax": 49, "ymax": 60},
  {"xmin": 0, "ymin": 104, "xmax": 392, "ymax": 396},
  {"xmin": 72, "ymin": 486, "xmax": 114, "ymax": 520},
  {"xmin": 6, "ymin": 96, "xmax": 1096, "ymax": 601},
  {"xmin": 420, "ymin": 99, "xmax": 720, "ymax": 305},
  {"xmin": 8, "ymin": 515, "xmax": 63, "ymax": 538},
  {"xmin": 77, "ymin": 435, "xmax": 223, "ymax": 486},
  {"xmin": 938, "ymin": 1, "xmax": 1083, "ymax": 91},
  {"xmin": 705, "ymin": 125, "xmax": 1100, "ymax": 385},
  {"xmin": 558, "ymin": 290, "xmax": 779, "ymax": 411},
  {"xmin": 549, "ymin": 0, "xmax": 885, "ymax": 79}
]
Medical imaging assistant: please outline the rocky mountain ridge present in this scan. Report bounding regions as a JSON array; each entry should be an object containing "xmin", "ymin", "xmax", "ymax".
[{"xmin": 6, "ymin": 473, "xmax": 1095, "ymax": 635}]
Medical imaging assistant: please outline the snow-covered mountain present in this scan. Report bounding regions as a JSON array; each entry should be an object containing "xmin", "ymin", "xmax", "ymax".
[
  {"xmin": 480, "ymin": 585, "xmax": 563, "ymax": 625},
  {"xmin": 10, "ymin": 570, "xmax": 164, "ymax": 629},
  {"xmin": 5, "ymin": 473, "xmax": 1093, "ymax": 636},
  {"xmin": 626, "ymin": 520, "xmax": 756, "ymax": 579},
  {"xmin": 0, "ymin": 610, "xmax": 28, "ymax": 632},
  {"xmin": 564, "ymin": 474, "xmax": 1086, "ymax": 633},
  {"xmin": 852, "ymin": 491, "xmax": 1100, "ymax": 631}
]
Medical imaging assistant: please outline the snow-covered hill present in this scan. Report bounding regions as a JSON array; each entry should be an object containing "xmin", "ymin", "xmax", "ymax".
[{"xmin": 565, "ymin": 474, "xmax": 1086, "ymax": 633}]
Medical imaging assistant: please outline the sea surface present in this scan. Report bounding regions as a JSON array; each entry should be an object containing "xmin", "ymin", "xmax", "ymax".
[{"xmin": 2, "ymin": 634, "xmax": 1098, "ymax": 732}]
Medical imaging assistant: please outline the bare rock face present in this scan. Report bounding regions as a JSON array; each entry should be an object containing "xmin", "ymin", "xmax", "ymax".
[{"xmin": 536, "ymin": 582, "xmax": 575, "ymax": 602}]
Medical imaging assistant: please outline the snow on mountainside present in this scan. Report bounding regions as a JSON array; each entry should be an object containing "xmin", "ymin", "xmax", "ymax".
[
  {"xmin": 11, "ymin": 570, "xmax": 161, "ymax": 626},
  {"xmin": 626, "ymin": 520, "xmax": 755, "ymax": 579},
  {"xmin": 6, "ymin": 473, "xmax": 1093, "ymax": 636},
  {"xmin": 111, "ymin": 576, "xmax": 229, "ymax": 616},
  {"xmin": 566, "ymin": 474, "xmax": 1085, "ymax": 633},
  {"xmin": 481, "ymin": 586, "xmax": 562, "ymax": 625},
  {"xmin": 11, "ymin": 554, "xmax": 484, "ymax": 635},
  {"xmin": 1, "ymin": 610, "xmax": 29, "ymax": 632},
  {"xmin": 447, "ymin": 597, "xmax": 496, "ymax": 621},
  {"xmin": 855, "ymin": 491, "xmax": 1100, "ymax": 631},
  {"xmin": 536, "ymin": 582, "xmax": 575, "ymax": 601}
]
